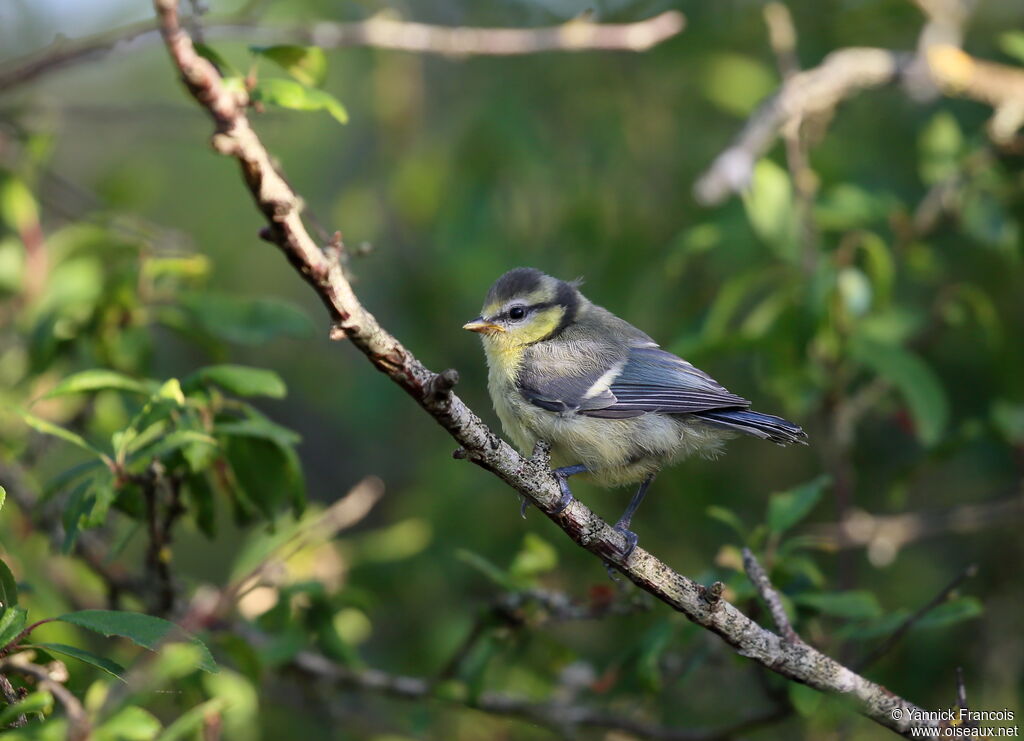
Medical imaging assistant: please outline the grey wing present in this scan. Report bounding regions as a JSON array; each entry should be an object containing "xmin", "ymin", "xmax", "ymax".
[
  {"xmin": 517, "ymin": 343, "xmax": 645, "ymax": 419},
  {"xmin": 518, "ymin": 344, "xmax": 749, "ymax": 419},
  {"xmin": 578, "ymin": 345, "xmax": 751, "ymax": 419}
]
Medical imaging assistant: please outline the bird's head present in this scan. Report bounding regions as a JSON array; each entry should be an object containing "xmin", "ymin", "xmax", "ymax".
[{"xmin": 463, "ymin": 267, "xmax": 581, "ymax": 353}]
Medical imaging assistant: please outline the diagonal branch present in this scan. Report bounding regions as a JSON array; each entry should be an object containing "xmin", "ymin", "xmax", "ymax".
[
  {"xmin": 0, "ymin": 11, "xmax": 684, "ymax": 94},
  {"xmin": 150, "ymin": 1, "xmax": 938, "ymax": 735}
]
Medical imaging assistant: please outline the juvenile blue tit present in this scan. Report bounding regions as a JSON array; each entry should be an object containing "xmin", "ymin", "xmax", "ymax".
[{"xmin": 464, "ymin": 267, "xmax": 807, "ymax": 557}]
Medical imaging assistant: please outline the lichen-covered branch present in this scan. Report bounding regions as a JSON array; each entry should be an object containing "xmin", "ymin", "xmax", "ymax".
[
  {"xmin": 151, "ymin": 0, "xmax": 939, "ymax": 734},
  {"xmin": 743, "ymin": 548, "xmax": 801, "ymax": 645},
  {"xmin": 0, "ymin": 11, "xmax": 684, "ymax": 93}
]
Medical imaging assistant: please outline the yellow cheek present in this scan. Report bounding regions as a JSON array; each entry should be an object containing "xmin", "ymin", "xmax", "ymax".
[{"xmin": 518, "ymin": 307, "xmax": 563, "ymax": 344}]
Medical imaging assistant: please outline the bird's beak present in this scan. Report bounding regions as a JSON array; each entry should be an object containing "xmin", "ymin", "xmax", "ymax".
[{"xmin": 463, "ymin": 317, "xmax": 505, "ymax": 335}]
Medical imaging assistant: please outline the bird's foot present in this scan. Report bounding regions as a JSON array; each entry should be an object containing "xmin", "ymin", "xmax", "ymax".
[
  {"xmin": 601, "ymin": 523, "xmax": 639, "ymax": 582},
  {"xmin": 613, "ymin": 522, "xmax": 639, "ymax": 561},
  {"xmin": 519, "ymin": 463, "xmax": 584, "ymax": 517},
  {"xmin": 549, "ymin": 464, "xmax": 586, "ymax": 515}
]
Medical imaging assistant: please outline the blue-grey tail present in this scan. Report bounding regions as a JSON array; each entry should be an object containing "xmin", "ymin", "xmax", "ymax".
[{"xmin": 696, "ymin": 408, "xmax": 808, "ymax": 446}]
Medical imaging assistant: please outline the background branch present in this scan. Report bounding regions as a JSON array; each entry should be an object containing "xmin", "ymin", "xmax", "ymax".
[
  {"xmin": 0, "ymin": 10, "xmax": 684, "ymax": 93},
  {"xmin": 149, "ymin": 0, "xmax": 939, "ymax": 735},
  {"xmin": 694, "ymin": 41, "xmax": 1024, "ymax": 204}
]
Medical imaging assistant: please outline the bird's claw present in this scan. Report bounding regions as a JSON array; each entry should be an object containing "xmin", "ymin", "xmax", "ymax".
[
  {"xmin": 550, "ymin": 469, "xmax": 576, "ymax": 515},
  {"xmin": 613, "ymin": 523, "xmax": 639, "ymax": 561},
  {"xmin": 519, "ymin": 496, "xmax": 530, "ymax": 519}
]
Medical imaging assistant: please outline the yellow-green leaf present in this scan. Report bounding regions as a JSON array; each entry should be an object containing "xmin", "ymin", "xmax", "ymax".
[
  {"xmin": 252, "ymin": 45, "xmax": 327, "ymax": 87},
  {"xmin": 253, "ymin": 78, "xmax": 348, "ymax": 124}
]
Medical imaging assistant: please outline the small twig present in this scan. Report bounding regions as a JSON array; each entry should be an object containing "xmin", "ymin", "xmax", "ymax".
[
  {"xmin": 742, "ymin": 548, "xmax": 801, "ymax": 644},
  {"xmin": 0, "ymin": 660, "xmax": 91, "ymax": 741},
  {"xmin": 0, "ymin": 673, "xmax": 27, "ymax": 728},
  {"xmin": 857, "ymin": 564, "xmax": 977, "ymax": 671},
  {"xmin": 0, "ymin": 619, "xmax": 57, "ymax": 659},
  {"xmin": 435, "ymin": 586, "xmax": 650, "ymax": 682},
  {"xmin": 140, "ymin": 463, "xmax": 176, "ymax": 616},
  {"xmin": 221, "ymin": 476, "xmax": 385, "ymax": 609},
  {"xmin": 955, "ymin": 666, "xmax": 968, "ymax": 713}
]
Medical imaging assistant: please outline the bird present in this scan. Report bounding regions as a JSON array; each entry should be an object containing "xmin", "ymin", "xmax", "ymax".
[{"xmin": 463, "ymin": 267, "xmax": 807, "ymax": 559}]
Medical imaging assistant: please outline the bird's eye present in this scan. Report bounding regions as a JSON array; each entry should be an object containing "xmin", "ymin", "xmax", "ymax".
[{"xmin": 508, "ymin": 306, "xmax": 526, "ymax": 320}]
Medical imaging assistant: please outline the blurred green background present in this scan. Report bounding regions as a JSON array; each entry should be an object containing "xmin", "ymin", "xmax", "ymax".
[{"xmin": 1, "ymin": 0, "xmax": 1023, "ymax": 739}]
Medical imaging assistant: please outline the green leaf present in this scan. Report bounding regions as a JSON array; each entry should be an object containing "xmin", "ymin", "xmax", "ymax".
[
  {"xmin": 252, "ymin": 45, "xmax": 327, "ymax": 87},
  {"xmin": 157, "ymin": 698, "xmax": 226, "ymax": 741},
  {"xmin": 914, "ymin": 597, "xmax": 983, "ymax": 630},
  {"xmin": 834, "ymin": 610, "xmax": 910, "ymax": 641},
  {"xmin": 61, "ymin": 478, "xmax": 95, "ymax": 553},
  {"xmin": 179, "ymin": 292, "xmax": 314, "ymax": 345},
  {"xmin": 508, "ymin": 533, "xmax": 558, "ymax": 582},
  {"xmin": 57, "ymin": 610, "xmax": 217, "ymax": 673},
  {"xmin": 224, "ymin": 436, "xmax": 304, "ymax": 519},
  {"xmin": 0, "ymin": 690, "xmax": 53, "ymax": 727},
  {"xmin": 700, "ymin": 53, "xmax": 776, "ymax": 116},
  {"xmin": 157, "ymin": 378, "xmax": 186, "ymax": 405},
  {"xmin": 139, "ymin": 430, "xmax": 219, "ymax": 464},
  {"xmin": 0, "ymin": 605, "xmax": 28, "ymax": 648},
  {"xmin": 705, "ymin": 505, "xmax": 747, "ymax": 540},
  {"xmin": 0, "ymin": 557, "xmax": 17, "ymax": 609},
  {"xmin": 794, "ymin": 590, "xmax": 883, "ymax": 620},
  {"xmin": 998, "ymin": 30, "xmax": 1024, "ymax": 65},
  {"xmin": 0, "ymin": 484, "xmax": 5, "ymax": 513},
  {"xmin": 961, "ymin": 189, "xmax": 1019, "ymax": 252},
  {"xmin": 31, "ymin": 642, "xmax": 126, "ymax": 681},
  {"xmin": 194, "ymin": 43, "xmax": 239, "ymax": 77},
  {"xmin": 253, "ymin": 78, "xmax": 348, "ymax": 124},
  {"xmin": 742, "ymin": 158, "xmax": 796, "ymax": 260},
  {"xmin": 788, "ymin": 682, "xmax": 822, "ymax": 717},
  {"xmin": 42, "ymin": 369, "xmax": 150, "ymax": 399},
  {"xmin": 992, "ymin": 400, "xmax": 1024, "ymax": 444},
  {"xmin": 455, "ymin": 549, "xmax": 517, "ymax": 591},
  {"xmin": 189, "ymin": 365, "xmax": 286, "ymax": 399},
  {"xmin": 849, "ymin": 336, "xmax": 949, "ymax": 446},
  {"xmin": 0, "ymin": 174, "xmax": 39, "ymax": 233},
  {"xmin": 766, "ymin": 475, "xmax": 830, "ymax": 535},
  {"xmin": 215, "ymin": 418, "xmax": 301, "ymax": 448},
  {"xmin": 95, "ymin": 706, "xmax": 163, "ymax": 740},
  {"xmin": 918, "ymin": 112, "xmax": 962, "ymax": 185},
  {"xmin": 19, "ymin": 409, "xmax": 108, "ymax": 460}
]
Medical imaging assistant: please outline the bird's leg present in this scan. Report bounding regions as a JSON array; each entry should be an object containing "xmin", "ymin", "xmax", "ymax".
[
  {"xmin": 612, "ymin": 475, "xmax": 654, "ymax": 560},
  {"xmin": 520, "ymin": 463, "xmax": 587, "ymax": 517}
]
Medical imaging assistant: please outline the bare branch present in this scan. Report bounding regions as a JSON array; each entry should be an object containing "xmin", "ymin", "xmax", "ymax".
[
  {"xmin": 742, "ymin": 548, "xmax": 801, "ymax": 644},
  {"xmin": 694, "ymin": 42, "xmax": 1024, "ymax": 204},
  {"xmin": 806, "ymin": 486, "xmax": 1024, "ymax": 565},
  {"xmin": 150, "ymin": 1, "xmax": 939, "ymax": 734},
  {"xmin": 857, "ymin": 564, "xmax": 977, "ymax": 671},
  {"xmin": 694, "ymin": 47, "xmax": 908, "ymax": 205},
  {"xmin": 0, "ymin": 11, "xmax": 684, "ymax": 93},
  {"xmin": 254, "ymin": 628, "xmax": 788, "ymax": 741},
  {"xmin": 222, "ymin": 475, "xmax": 385, "ymax": 607}
]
